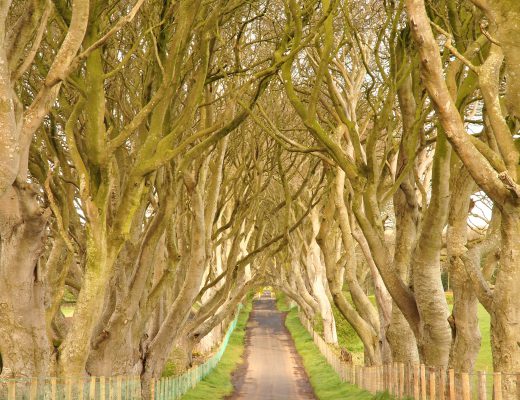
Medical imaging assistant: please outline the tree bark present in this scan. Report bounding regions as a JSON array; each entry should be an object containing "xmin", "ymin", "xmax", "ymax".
[
  {"xmin": 0, "ymin": 184, "xmax": 50, "ymax": 377},
  {"xmin": 447, "ymin": 167, "xmax": 481, "ymax": 373}
]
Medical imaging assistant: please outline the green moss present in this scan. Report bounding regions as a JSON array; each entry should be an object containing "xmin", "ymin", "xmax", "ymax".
[{"xmin": 180, "ymin": 301, "xmax": 252, "ymax": 399}]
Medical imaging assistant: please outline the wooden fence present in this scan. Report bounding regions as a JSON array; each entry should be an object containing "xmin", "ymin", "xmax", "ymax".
[
  {"xmin": 0, "ymin": 306, "xmax": 242, "ymax": 399},
  {"xmin": 0, "ymin": 377, "xmax": 141, "ymax": 400},
  {"xmin": 299, "ymin": 313, "xmax": 511, "ymax": 400}
]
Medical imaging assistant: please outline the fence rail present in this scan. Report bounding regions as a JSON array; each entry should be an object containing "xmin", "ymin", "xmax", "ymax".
[
  {"xmin": 0, "ymin": 306, "xmax": 242, "ymax": 400},
  {"xmin": 299, "ymin": 313, "xmax": 512, "ymax": 400}
]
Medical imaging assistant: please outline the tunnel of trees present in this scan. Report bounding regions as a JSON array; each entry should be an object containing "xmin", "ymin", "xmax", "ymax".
[{"xmin": 1, "ymin": 0, "xmax": 519, "ymax": 398}]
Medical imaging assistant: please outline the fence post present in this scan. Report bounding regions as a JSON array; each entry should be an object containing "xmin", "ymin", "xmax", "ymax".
[
  {"xmin": 395, "ymin": 362, "xmax": 400, "ymax": 396},
  {"xmin": 420, "ymin": 364, "xmax": 426, "ymax": 400},
  {"xmin": 392, "ymin": 362, "xmax": 399, "ymax": 398},
  {"xmin": 30, "ymin": 377, "xmax": 38, "ymax": 400},
  {"xmin": 7, "ymin": 380, "xmax": 15, "ymax": 400},
  {"xmin": 462, "ymin": 372, "xmax": 470, "ymax": 400},
  {"xmin": 448, "ymin": 369, "xmax": 455, "ymax": 400},
  {"xmin": 430, "ymin": 368, "xmax": 436, "ymax": 400},
  {"xmin": 372, "ymin": 366, "xmax": 376, "ymax": 393},
  {"xmin": 478, "ymin": 371, "xmax": 486, "ymax": 400},
  {"xmin": 439, "ymin": 367, "xmax": 446, "ymax": 400},
  {"xmin": 389, "ymin": 363, "xmax": 394, "ymax": 395},
  {"xmin": 150, "ymin": 378, "xmax": 155, "ymax": 400},
  {"xmin": 414, "ymin": 364, "xmax": 420, "ymax": 400},
  {"xmin": 66, "ymin": 378, "xmax": 72, "ymax": 400},
  {"xmin": 378, "ymin": 365, "xmax": 385, "ymax": 392},
  {"xmin": 77, "ymin": 377, "xmax": 84, "ymax": 400},
  {"xmin": 89, "ymin": 376, "xmax": 96, "ymax": 399},
  {"xmin": 493, "ymin": 372, "xmax": 502, "ymax": 400},
  {"xmin": 117, "ymin": 376, "xmax": 122, "ymax": 400},
  {"xmin": 400, "ymin": 363, "xmax": 405, "ymax": 398},
  {"xmin": 51, "ymin": 377, "xmax": 57, "ymax": 400},
  {"xmin": 100, "ymin": 377, "xmax": 106, "ymax": 400},
  {"xmin": 407, "ymin": 363, "xmax": 413, "ymax": 398}
]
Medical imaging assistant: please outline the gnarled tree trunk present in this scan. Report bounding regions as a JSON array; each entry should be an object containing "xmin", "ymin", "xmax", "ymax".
[{"xmin": 0, "ymin": 184, "xmax": 50, "ymax": 377}]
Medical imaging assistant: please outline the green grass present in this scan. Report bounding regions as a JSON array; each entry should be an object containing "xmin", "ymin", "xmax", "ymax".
[
  {"xmin": 180, "ymin": 301, "xmax": 252, "ymax": 400},
  {"xmin": 278, "ymin": 294, "xmax": 375, "ymax": 400},
  {"xmin": 321, "ymin": 292, "xmax": 493, "ymax": 371}
]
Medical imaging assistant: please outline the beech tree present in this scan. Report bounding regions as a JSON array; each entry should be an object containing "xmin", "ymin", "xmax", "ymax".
[{"xmin": 1, "ymin": 0, "xmax": 520, "ymax": 397}]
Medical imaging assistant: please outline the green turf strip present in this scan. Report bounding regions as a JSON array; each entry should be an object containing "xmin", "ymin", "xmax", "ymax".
[
  {"xmin": 283, "ymin": 306, "xmax": 377, "ymax": 400},
  {"xmin": 180, "ymin": 301, "xmax": 252, "ymax": 400}
]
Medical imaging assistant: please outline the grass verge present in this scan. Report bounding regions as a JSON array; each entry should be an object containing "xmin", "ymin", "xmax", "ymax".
[
  {"xmin": 278, "ymin": 295, "xmax": 377, "ymax": 400},
  {"xmin": 321, "ymin": 292, "xmax": 492, "ymax": 371},
  {"xmin": 180, "ymin": 301, "xmax": 252, "ymax": 400}
]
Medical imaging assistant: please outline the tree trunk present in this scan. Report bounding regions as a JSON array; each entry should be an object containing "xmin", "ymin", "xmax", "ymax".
[
  {"xmin": 412, "ymin": 134, "xmax": 452, "ymax": 367},
  {"xmin": 305, "ymin": 220, "xmax": 338, "ymax": 344},
  {"xmin": 140, "ymin": 178, "xmax": 207, "ymax": 398},
  {"xmin": 447, "ymin": 167, "xmax": 481, "ymax": 372},
  {"xmin": 318, "ymin": 191, "xmax": 382, "ymax": 365},
  {"xmin": 490, "ymin": 208, "xmax": 520, "ymax": 399},
  {"xmin": 0, "ymin": 184, "xmax": 50, "ymax": 377}
]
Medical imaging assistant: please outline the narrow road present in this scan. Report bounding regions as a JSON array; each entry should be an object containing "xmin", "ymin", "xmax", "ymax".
[{"xmin": 227, "ymin": 298, "xmax": 316, "ymax": 400}]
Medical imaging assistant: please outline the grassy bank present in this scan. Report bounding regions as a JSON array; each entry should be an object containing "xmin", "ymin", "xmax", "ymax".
[
  {"xmin": 311, "ymin": 292, "xmax": 493, "ymax": 371},
  {"xmin": 180, "ymin": 301, "xmax": 252, "ymax": 400},
  {"xmin": 278, "ymin": 295, "xmax": 378, "ymax": 400}
]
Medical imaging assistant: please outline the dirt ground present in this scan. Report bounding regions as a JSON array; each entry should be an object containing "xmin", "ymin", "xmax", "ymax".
[{"xmin": 226, "ymin": 298, "xmax": 316, "ymax": 400}]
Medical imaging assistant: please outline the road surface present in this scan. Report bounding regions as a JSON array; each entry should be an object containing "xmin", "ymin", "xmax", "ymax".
[{"xmin": 227, "ymin": 298, "xmax": 316, "ymax": 400}]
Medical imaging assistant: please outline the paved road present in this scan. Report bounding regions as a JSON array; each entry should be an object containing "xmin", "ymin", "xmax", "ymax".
[{"xmin": 227, "ymin": 298, "xmax": 316, "ymax": 400}]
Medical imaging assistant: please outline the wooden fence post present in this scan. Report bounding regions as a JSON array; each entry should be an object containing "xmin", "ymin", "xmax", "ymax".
[
  {"xmin": 421, "ymin": 364, "xmax": 426, "ymax": 400},
  {"xmin": 406, "ymin": 363, "xmax": 412, "ymax": 397},
  {"xmin": 108, "ymin": 377, "xmax": 115, "ymax": 400},
  {"xmin": 30, "ymin": 377, "xmax": 38, "ymax": 400},
  {"xmin": 400, "ymin": 363, "xmax": 405, "ymax": 398},
  {"xmin": 414, "ymin": 364, "xmax": 420, "ymax": 400},
  {"xmin": 65, "ymin": 378, "xmax": 72, "ymax": 400},
  {"xmin": 430, "ymin": 368, "xmax": 436, "ymax": 400},
  {"xmin": 373, "ymin": 366, "xmax": 376, "ymax": 393},
  {"xmin": 390, "ymin": 363, "xmax": 397, "ymax": 395},
  {"xmin": 449, "ymin": 369, "xmax": 455, "ymax": 400},
  {"xmin": 89, "ymin": 376, "xmax": 96, "ymax": 399},
  {"xmin": 51, "ymin": 377, "xmax": 57, "ymax": 400},
  {"xmin": 99, "ymin": 377, "xmax": 105, "ymax": 400},
  {"xmin": 493, "ymin": 372, "xmax": 502, "ymax": 400},
  {"xmin": 478, "ymin": 371, "xmax": 487, "ymax": 400},
  {"xmin": 439, "ymin": 367, "xmax": 446, "ymax": 400},
  {"xmin": 462, "ymin": 372, "xmax": 470, "ymax": 400},
  {"xmin": 379, "ymin": 365, "xmax": 383, "ymax": 393},
  {"xmin": 77, "ymin": 377, "xmax": 84, "ymax": 400},
  {"xmin": 383, "ymin": 364, "xmax": 387, "ymax": 392},
  {"xmin": 395, "ymin": 362, "xmax": 399, "ymax": 396},
  {"xmin": 150, "ymin": 378, "xmax": 155, "ymax": 400},
  {"xmin": 7, "ymin": 380, "xmax": 15, "ymax": 400},
  {"xmin": 117, "ymin": 376, "xmax": 122, "ymax": 400}
]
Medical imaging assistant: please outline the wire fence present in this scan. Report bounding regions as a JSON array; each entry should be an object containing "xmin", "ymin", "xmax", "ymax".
[
  {"xmin": 299, "ymin": 312, "xmax": 514, "ymax": 400},
  {"xmin": 0, "ymin": 305, "xmax": 242, "ymax": 400}
]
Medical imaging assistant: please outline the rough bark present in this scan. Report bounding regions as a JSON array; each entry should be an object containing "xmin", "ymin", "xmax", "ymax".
[
  {"xmin": 489, "ymin": 209, "xmax": 520, "ymax": 397},
  {"xmin": 318, "ymin": 189, "xmax": 382, "ymax": 365},
  {"xmin": 140, "ymin": 175, "xmax": 207, "ymax": 397},
  {"xmin": 412, "ymin": 132, "xmax": 452, "ymax": 367},
  {"xmin": 0, "ymin": 184, "xmax": 50, "ymax": 377},
  {"xmin": 387, "ymin": 43, "xmax": 421, "ymax": 364},
  {"xmin": 447, "ymin": 167, "xmax": 481, "ymax": 372}
]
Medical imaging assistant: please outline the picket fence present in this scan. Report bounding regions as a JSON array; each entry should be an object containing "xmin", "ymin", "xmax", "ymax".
[
  {"xmin": 299, "ymin": 313, "xmax": 513, "ymax": 400},
  {"xmin": 0, "ymin": 305, "xmax": 242, "ymax": 400}
]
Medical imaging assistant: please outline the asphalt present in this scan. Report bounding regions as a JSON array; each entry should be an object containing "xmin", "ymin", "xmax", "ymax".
[{"xmin": 226, "ymin": 298, "xmax": 316, "ymax": 400}]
